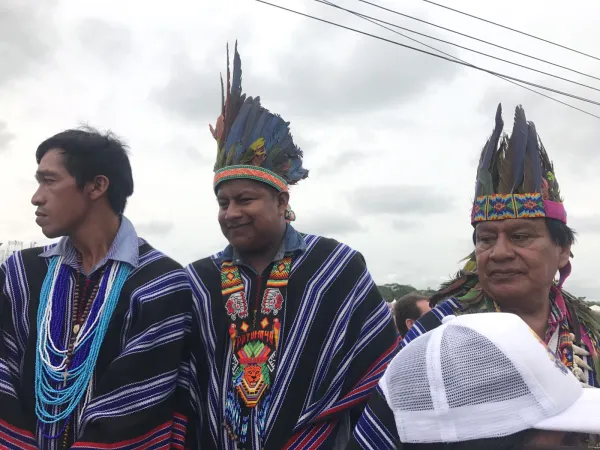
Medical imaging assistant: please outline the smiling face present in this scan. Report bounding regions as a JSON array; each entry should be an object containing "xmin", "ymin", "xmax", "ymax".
[
  {"xmin": 475, "ymin": 218, "xmax": 571, "ymax": 306},
  {"xmin": 217, "ymin": 179, "xmax": 288, "ymax": 253},
  {"xmin": 31, "ymin": 148, "xmax": 90, "ymax": 239}
]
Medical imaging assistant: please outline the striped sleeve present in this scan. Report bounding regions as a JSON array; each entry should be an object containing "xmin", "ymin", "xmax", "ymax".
[
  {"xmin": 346, "ymin": 385, "xmax": 399, "ymax": 450},
  {"xmin": 0, "ymin": 257, "xmax": 38, "ymax": 449}
]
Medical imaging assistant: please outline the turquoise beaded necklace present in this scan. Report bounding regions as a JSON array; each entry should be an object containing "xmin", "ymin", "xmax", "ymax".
[{"xmin": 35, "ymin": 256, "xmax": 131, "ymax": 426}]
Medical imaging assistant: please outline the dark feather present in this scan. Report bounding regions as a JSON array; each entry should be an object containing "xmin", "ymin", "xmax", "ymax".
[
  {"xmin": 490, "ymin": 135, "xmax": 507, "ymax": 192},
  {"xmin": 475, "ymin": 104, "xmax": 503, "ymax": 196},
  {"xmin": 498, "ymin": 105, "xmax": 528, "ymax": 194},
  {"xmin": 522, "ymin": 121, "xmax": 542, "ymax": 193},
  {"xmin": 220, "ymin": 73, "xmax": 225, "ymax": 116}
]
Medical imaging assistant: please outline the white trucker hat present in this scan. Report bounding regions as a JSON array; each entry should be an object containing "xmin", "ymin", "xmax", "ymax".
[{"xmin": 380, "ymin": 312, "xmax": 600, "ymax": 443}]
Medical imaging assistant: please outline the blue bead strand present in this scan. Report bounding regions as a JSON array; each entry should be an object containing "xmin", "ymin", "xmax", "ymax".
[{"xmin": 35, "ymin": 257, "xmax": 131, "ymax": 428}]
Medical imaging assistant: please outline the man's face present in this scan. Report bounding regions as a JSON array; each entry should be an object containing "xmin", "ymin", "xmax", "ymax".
[
  {"xmin": 31, "ymin": 149, "xmax": 89, "ymax": 239},
  {"xmin": 475, "ymin": 218, "xmax": 570, "ymax": 305},
  {"xmin": 416, "ymin": 299, "xmax": 431, "ymax": 317},
  {"xmin": 217, "ymin": 179, "xmax": 288, "ymax": 253},
  {"xmin": 404, "ymin": 299, "xmax": 431, "ymax": 332}
]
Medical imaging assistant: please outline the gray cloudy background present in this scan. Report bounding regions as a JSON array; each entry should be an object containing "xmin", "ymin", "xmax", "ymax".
[{"xmin": 2, "ymin": 0, "xmax": 599, "ymax": 298}]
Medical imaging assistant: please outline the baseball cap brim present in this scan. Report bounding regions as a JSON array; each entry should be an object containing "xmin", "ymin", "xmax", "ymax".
[{"xmin": 534, "ymin": 386, "xmax": 600, "ymax": 434}]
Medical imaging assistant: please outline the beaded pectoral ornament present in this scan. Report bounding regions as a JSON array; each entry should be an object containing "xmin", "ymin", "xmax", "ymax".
[
  {"xmin": 35, "ymin": 256, "xmax": 131, "ymax": 441},
  {"xmin": 221, "ymin": 257, "xmax": 292, "ymax": 445}
]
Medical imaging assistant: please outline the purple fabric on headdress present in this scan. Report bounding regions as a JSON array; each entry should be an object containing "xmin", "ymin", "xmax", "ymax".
[
  {"xmin": 557, "ymin": 261, "xmax": 571, "ymax": 289},
  {"xmin": 543, "ymin": 200, "xmax": 567, "ymax": 224}
]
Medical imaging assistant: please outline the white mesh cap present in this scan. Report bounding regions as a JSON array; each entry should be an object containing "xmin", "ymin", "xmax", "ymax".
[{"xmin": 381, "ymin": 312, "xmax": 600, "ymax": 443}]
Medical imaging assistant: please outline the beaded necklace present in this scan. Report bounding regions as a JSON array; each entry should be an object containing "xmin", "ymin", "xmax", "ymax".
[
  {"xmin": 35, "ymin": 256, "xmax": 131, "ymax": 440},
  {"xmin": 221, "ymin": 256, "xmax": 292, "ymax": 447}
]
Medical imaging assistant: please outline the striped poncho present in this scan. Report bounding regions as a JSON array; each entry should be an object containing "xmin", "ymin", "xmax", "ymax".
[
  {"xmin": 0, "ymin": 240, "xmax": 194, "ymax": 449},
  {"xmin": 185, "ymin": 233, "xmax": 399, "ymax": 450}
]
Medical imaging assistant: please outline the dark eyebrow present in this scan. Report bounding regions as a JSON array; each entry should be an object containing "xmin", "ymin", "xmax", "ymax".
[
  {"xmin": 217, "ymin": 190, "xmax": 259, "ymax": 201},
  {"xmin": 35, "ymin": 169, "xmax": 60, "ymax": 181}
]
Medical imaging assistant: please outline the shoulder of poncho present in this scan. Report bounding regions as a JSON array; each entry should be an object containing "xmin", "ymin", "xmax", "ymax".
[
  {"xmin": 298, "ymin": 233, "xmax": 359, "ymax": 256},
  {"xmin": 186, "ymin": 255, "xmax": 221, "ymax": 276},
  {"xmin": 2, "ymin": 246, "xmax": 48, "ymax": 271},
  {"xmin": 138, "ymin": 242, "xmax": 185, "ymax": 271}
]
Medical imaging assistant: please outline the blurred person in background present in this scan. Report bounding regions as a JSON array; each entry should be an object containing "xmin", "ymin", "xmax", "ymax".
[{"xmin": 393, "ymin": 292, "xmax": 431, "ymax": 339}]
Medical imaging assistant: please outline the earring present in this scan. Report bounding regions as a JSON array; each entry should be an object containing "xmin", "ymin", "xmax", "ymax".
[{"xmin": 284, "ymin": 207, "xmax": 296, "ymax": 223}]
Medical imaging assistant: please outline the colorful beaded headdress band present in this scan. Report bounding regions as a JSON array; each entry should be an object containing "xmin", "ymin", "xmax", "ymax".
[
  {"xmin": 209, "ymin": 42, "xmax": 309, "ymax": 198},
  {"xmin": 471, "ymin": 104, "xmax": 567, "ymax": 226}
]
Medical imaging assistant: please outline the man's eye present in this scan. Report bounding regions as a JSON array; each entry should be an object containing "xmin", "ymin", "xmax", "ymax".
[{"xmin": 513, "ymin": 234, "xmax": 529, "ymax": 241}]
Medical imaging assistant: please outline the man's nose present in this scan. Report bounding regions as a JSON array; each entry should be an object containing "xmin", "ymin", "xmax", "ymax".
[
  {"xmin": 31, "ymin": 185, "xmax": 44, "ymax": 207},
  {"xmin": 489, "ymin": 234, "xmax": 515, "ymax": 260},
  {"xmin": 225, "ymin": 203, "xmax": 243, "ymax": 220}
]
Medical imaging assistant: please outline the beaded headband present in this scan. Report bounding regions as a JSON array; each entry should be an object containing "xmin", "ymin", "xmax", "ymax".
[
  {"xmin": 471, "ymin": 104, "xmax": 567, "ymax": 225},
  {"xmin": 213, "ymin": 165, "xmax": 288, "ymax": 193}
]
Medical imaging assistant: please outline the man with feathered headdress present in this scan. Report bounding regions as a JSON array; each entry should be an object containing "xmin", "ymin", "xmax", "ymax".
[
  {"xmin": 184, "ymin": 43, "xmax": 398, "ymax": 450},
  {"xmin": 347, "ymin": 104, "xmax": 600, "ymax": 449}
]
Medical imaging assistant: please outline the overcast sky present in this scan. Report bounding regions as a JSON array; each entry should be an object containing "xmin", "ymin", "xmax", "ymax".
[{"xmin": 2, "ymin": 0, "xmax": 600, "ymax": 298}]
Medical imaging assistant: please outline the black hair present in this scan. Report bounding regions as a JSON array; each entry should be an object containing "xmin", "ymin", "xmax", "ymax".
[
  {"xmin": 472, "ymin": 218, "xmax": 576, "ymax": 248},
  {"xmin": 36, "ymin": 127, "xmax": 134, "ymax": 214},
  {"xmin": 393, "ymin": 292, "xmax": 429, "ymax": 335}
]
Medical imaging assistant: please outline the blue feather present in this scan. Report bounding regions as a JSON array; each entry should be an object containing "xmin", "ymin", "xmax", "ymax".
[
  {"xmin": 273, "ymin": 119, "xmax": 290, "ymax": 146},
  {"xmin": 241, "ymin": 97, "xmax": 262, "ymax": 151},
  {"xmin": 288, "ymin": 157, "xmax": 308, "ymax": 182},
  {"xmin": 248, "ymin": 103, "xmax": 269, "ymax": 146},
  {"xmin": 224, "ymin": 98, "xmax": 253, "ymax": 162},
  {"xmin": 231, "ymin": 41, "xmax": 242, "ymax": 96},
  {"xmin": 263, "ymin": 115, "xmax": 282, "ymax": 150}
]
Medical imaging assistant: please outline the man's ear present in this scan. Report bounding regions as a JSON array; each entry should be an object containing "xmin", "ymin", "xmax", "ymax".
[
  {"xmin": 405, "ymin": 318, "xmax": 415, "ymax": 331},
  {"xmin": 86, "ymin": 175, "xmax": 110, "ymax": 201},
  {"xmin": 558, "ymin": 243, "xmax": 571, "ymax": 269},
  {"xmin": 277, "ymin": 191, "xmax": 290, "ymax": 211}
]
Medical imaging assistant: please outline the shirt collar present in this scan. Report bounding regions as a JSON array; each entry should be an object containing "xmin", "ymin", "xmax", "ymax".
[
  {"xmin": 39, "ymin": 215, "xmax": 140, "ymax": 275},
  {"xmin": 218, "ymin": 224, "xmax": 307, "ymax": 266}
]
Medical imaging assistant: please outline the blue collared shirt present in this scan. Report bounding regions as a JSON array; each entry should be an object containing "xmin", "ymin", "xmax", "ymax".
[
  {"xmin": 39, "ymin": 215, "xmax": 140, "ymax": 276},
  {"xmin": 217, "ymin": 224, "xmax": 307, "ymax": 274}
]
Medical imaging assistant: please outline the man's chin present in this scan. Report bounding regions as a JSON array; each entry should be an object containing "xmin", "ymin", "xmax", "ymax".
[
  {"xmin": 226, "ymin": 235, "xmax": 257, "ymax": 253},
  {"xmin": 40, "ymin": 226, "xmax": 62, "ymax": 240},
  {"xmin": 486, "ymin": 283, "xmax": 530, "ymax": 305}
]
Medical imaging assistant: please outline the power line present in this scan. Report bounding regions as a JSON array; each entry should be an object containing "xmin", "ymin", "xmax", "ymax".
[
  {"xmin": 418, "ymin": 0, "xmax": 600, "ymax": 61},
  {"xmin": 316, "ymin": 0, "xmax": 600, "ymax": 94},
  {"xmin": 254, "ymin": 0, "xmax": 600, "ymax": 110},
  {"xmin": 353, "ymin": 0, "xmax": 600, "ymax": 83},
  {"xmin": 315, "ymin": 0, "xmax": 600, "ymax": 120}
]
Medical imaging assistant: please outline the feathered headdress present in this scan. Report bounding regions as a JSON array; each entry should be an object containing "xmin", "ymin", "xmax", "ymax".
[
  {"xmin": 210, "ymin": 42, "xmax": 309, "ymax": 194},
  {"xmin": 471, "ymin": 104, "xmax": 567, "ymax": 225}
]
